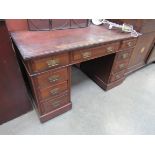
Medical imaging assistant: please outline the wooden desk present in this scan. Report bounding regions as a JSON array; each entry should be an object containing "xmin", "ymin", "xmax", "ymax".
[{"xmin": 11, "ymin": 25, "xmax": 137, "ymax": 122}]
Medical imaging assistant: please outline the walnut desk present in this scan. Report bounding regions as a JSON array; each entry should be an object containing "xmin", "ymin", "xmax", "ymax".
[{"xmin": 11, "ymin": 25, "xmax": 137, "ymax": 122}]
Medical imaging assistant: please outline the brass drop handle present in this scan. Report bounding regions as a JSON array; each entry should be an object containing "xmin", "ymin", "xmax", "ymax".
[
  {"xmin": 50, "ymin": 88, "xmax": 59, "ymax": 95},
  {"xmin": 116, "ymin": 75, "xmax": 120, "ymax": 79},
  {"xmin": 107, "ymin": 47, "xmax": 114, "ymax": 53},
  {"xmin": 122, "ymin": 53, "xmax": 129, "ymax": 59},
  {"xmin": 48, "ymin": 75, "xmax": 60, "ymax": 83},
  {"xmin": 52, "ymin": 100, "xmax": 61, "ymax": 107},
  {"xmin": 127, "ymin": 42, "xmax": 132, "ymax": 47},
  {"xmin": 82, "ymin": 51, "xmax": 92, "ymax": 59},
  {"xmin": 119, "ymin": 63, "xmax": 125, "ymax": 69},
  {"xmin": 46, "ymin": 59, "xmax": 59, "ymax": 68}
]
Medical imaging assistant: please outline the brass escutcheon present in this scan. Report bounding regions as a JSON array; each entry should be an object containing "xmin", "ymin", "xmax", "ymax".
[{"xmin": 140, "ymin": 47, "xmax": 145, "ymax": 53}]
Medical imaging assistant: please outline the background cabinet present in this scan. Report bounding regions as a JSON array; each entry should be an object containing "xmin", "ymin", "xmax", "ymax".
[
  {"xmin": 111, "ymin": 19, "xmax": 155, "ymax": 74},
  {"xmin": 127, "ymin": 32, "xmax": 155, "ymax": 74},
  {"xmin": 0, "ymin": 21, "xmax": 32, "ymax": 124},
  {"xmin": 146, "ymin": 44, "xmax": 155, "ymax": 64}
]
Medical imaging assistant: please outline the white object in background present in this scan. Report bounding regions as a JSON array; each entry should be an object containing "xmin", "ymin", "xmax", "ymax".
[
  {"xmin": 91, "ymin": 19, "xmax": 103, "ymax": 25},
  {"xmin": 92, "ymin": 19, "xmax": 142, "ymax": 37}
]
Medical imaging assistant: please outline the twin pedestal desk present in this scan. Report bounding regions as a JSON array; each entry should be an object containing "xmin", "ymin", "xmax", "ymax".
[{"xmin": 11, "ymin": 25, "xmax": 137, "ymax": 122}]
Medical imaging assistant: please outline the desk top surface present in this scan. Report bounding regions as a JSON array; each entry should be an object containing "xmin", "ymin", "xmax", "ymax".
[{"xmin": 11, "ymin": 25, "xmax": 133, "ymax": 60}]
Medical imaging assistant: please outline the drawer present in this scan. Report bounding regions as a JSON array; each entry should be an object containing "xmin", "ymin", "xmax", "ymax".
[
  {"xmin": 116, "ymin": 49, "xmax": 132, "ymax": 61},
  {"xmin": 112, "ymin": 60, "xmax": 129, "ymax": 73},
  {"xmin": 41, "ymin": 94, "xmax": 69, "ymax": 114},
  {"xmin": 71, "ymin": 42, "xmax": 120, "ymax": 63},
  {"xmin": 120, "ymin": 39, "xmax": 137, "ymax": 50},
  {"xmin": 33, "ymin": 67, "xmax": 68, "ymax": 89},
  {"xmin": 30, "ymin": 53, "xmax": 69, "ymax": 73},
  {"xmin": 38, "ymin": 81, "xmax": 68, "ymax": 101},
  {"xmin": 109, "ymin": 70, "xmax": 125, "ymax": 83}
]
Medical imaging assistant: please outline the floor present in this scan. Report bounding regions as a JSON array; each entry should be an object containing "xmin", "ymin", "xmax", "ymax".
[{"xmin": 0, "ymin": 64, "xmax": 155, "ymax": 135}]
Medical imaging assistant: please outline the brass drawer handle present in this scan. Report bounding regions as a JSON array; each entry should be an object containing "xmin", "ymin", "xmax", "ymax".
[
  {"xmin": 46, "ymin": 59, "xmax": 59, "ymax": 68},
  {"xmin": 119, "ymin": 63, "xmax": 125, "ymax": 69},
  {"xmin": 48, "ymin": 75, "xmax": 60, "ymax": 83},
  {"xmin": 122, "ymin": 53, "xmax": 129, "ymax": 59},
  {"xmin": 127, "ymin": 42, "xmax": 132, "ymax": 47},
  {"xmin": 82, "ymin": 51, "xmax": 92, "ymax": 59},
  {"xmin": 107, "ymin": 47, "xmax": 114, "ymax": 53},
  {"xmin": 116, "ymin": 75, "xmax": 120, "ymax": 79},
  {"xmin": 52, "ymin": 100, "xmax": 61, "ymax": 107},
  {"xmin": 50, "ymin": 88, "xmax": 59, "ymax": 95}
]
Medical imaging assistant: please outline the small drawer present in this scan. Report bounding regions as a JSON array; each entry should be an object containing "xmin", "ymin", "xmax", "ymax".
[
  {"xmin": 30, "ymin": 53, "xmax": 69, "ymax": 73},
  {"xmin": 120, "ymin": 39, "xmax": 137, "ymax": 50},
  {"xmin": 112, "ymin": 60, "xmax": 129, "ymax": 73},
  {"xmin": 104, "ymin": 42, "xmax": 120, "ymax": 54},
  {"xmin": 72, "ymin": 42, "xmax": 120, "ymax": 63},
  {"xmin": 38, "ymin": 81, "xmax": 68, "ymax": 101},
  {"xmin": 41, "ymin": 94, "xmax": 69, "ymax": 114},
  {"xmin": 116, "ymin": 49, "xmax": 132, "ymax": 61},
  {"xmin": 109, "ymin": 70, "xmax": 125, "ymax": 83},
  {"xmin": 33, "ymin": 67, "xmax": 68, "ymax": 89},
  {"xmin": 72, "ymin": 49, "xmax": 93, "ymax": 62}
]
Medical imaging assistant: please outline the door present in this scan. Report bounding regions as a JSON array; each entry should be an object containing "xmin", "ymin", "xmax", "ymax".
[
  {"xmin": 146, "ymin": 45, "xmax": 155, "ymax": 64},
  {"xmin": 127, "ymin": 32, "xmax": 155, "ymax": 73}
]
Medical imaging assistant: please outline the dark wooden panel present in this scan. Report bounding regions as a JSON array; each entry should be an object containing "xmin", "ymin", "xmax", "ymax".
[
  {"xmin": 0, "ymin": 21, "xmax": 32, "ymax": 124},
  {"xmin": 127, "ymin": 33, "xmax": 155, "ymax": 74},
  {"xmin": 146, "ymin": 45, "xmax": 155, "ymax": 64},
  {"xmin": 5, "ymin": 19, "xmax": 28, "ymax": 32}
]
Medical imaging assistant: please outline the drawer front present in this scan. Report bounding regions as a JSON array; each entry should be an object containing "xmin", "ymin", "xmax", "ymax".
[
  {"xmin": 116, "ymin": 49, "xmax": 132, "ymax": 61},
  {"xmin": 72, "ymin": 42, "xmax": 120, "ymax": 63},
  {"xmin": 42, "ymin": 95, "xmax": 69, "ymax": 114},
  {"xmin": 109, "ymin": 70, "xmax": 125, "ymax": 82},
  {"xmin": 38, "ymin": 81, "xmax": 68, "ymax": 101},
  {"xmin": 112, "ymin": 60, "xmax": 129, "ymax": 73},
  {"xmin": 30, "ymin": 53, "xmax": 69, "ymax": 73},
  {"xmin": 33, "ymin": 68, "xmax": 68, "ymax": 89},
  {"xmin": 120, "ymin": 39, "xmax": 137, "ymax": 50}
]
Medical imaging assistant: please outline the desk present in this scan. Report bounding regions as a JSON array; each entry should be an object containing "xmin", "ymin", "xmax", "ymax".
[{"xmin": 11, "ymin": 25, "xmax": 137, "ymax": 122}]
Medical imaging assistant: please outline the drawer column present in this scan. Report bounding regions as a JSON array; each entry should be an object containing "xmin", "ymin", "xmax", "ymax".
[{"xmin": 80, "ymin": 38, "xmax": 137, "ymax": 91}]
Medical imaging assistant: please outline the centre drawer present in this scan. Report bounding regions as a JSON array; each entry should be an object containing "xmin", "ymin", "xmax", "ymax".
[
  {"xmin": 37, "ymin": 81, "xmax": 68, "ymax": 101},
  {"xmin": 29, "ymin": 53, "xmax": 69, "ymax": 73},
  {"xmin": 71, "ymin": 42, "xmax": 120, "ymax": 63},
  {"xmin": 33, "ymin": 67, "xmax": 68, "ymax": 89}
]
